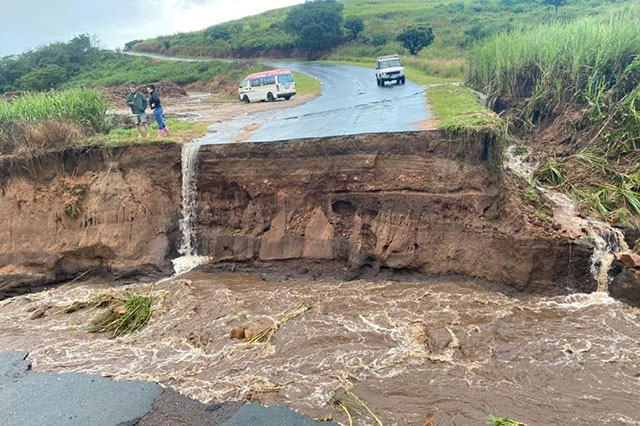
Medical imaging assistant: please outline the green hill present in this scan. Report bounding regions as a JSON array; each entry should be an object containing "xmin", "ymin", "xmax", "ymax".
[{"xmin": 131, "ymin": 0, "xmax": 634, "ymax": 76}]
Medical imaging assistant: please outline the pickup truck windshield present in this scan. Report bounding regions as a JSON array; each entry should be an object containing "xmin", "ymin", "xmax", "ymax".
[{"xmin": 379, "ymin": 60, "xmax": 401, "ymax": 68}]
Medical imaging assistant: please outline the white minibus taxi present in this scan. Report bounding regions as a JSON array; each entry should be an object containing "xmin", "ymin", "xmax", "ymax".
[{"xmin": 238, "ymin": 69, "xmax": 296, "ymax": 103}]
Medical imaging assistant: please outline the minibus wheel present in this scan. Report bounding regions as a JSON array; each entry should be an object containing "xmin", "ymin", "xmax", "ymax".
[
  {"xmin": 267, "ymin": 92, "xmax": 275, "ymax": 102},
  {"xmin": 242, "ymin": 95, "xmax": 250, "ymax": 103}
]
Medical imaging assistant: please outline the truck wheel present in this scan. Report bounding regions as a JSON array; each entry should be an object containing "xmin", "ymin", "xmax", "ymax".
[
  {"xmin": 242, "ymin": 95, "xmax": 250, "ymax": 103},
  {"xmin": 284, "ymin": 95, "xmax": 292, "ymax": 100},
  {"xmin": 380, "ymin": 79, "xmax": 385, "ymax": 86},
  {"xmin": 267, "ymin": 92, "xmax": 275, "ymax": 102},
  {"xmin": 401, "ymin": 77, "xmax": 406, "ymax": 84}
]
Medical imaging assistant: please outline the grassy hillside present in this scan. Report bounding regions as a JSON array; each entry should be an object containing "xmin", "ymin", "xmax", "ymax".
[
  {"xmin": 131, "ymin": 0, "xmax": 635, "ymax": 76},
  {"xmin": 0, "ymin": 35, "xmax": 265, "ymax": 95},
  {"xmin": 65, "ymin": 55, "xmax": 263, "ymax": 89}
]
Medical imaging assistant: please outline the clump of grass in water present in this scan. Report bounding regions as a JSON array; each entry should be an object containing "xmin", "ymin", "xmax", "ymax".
[
  {"xmin": 87, "ymin": 293, "xmax": 152, "ymax": 337},
  {"xmin": 333, "ymin": 390, "xmax": 383, "ymax": 426},
  {"xmin": 247, "ymin": 302, "xmax": 311, "ymax": 344},
  {"xmin": 487, "ymin": 415, "xmax": 527, "ymax": 426}
]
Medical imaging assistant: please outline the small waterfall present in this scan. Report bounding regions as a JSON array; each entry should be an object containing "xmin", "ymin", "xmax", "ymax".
[
  {"xmin": 172, "ymin": 142, "xmax": 209, "ymax": 275},
  {"xmin": 504, "ymin": 145, "xmax": 629, "ymax": 293}
]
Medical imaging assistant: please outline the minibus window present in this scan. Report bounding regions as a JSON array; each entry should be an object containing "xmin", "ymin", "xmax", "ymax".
[{"xmin": 278, "ymin": 74, "xmax": 294, "ymax": 84}]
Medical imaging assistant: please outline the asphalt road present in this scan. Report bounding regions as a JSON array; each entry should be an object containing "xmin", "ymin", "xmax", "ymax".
[
  {"xmin": 201, "ymin": 61, "xmax": 428, "ymax": 144},
  {"xmin": 1, "ymin": 351, "xmax": 335, "ymax": 426}
]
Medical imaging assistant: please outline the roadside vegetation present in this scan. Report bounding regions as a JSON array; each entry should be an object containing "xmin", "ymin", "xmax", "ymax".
[
  {"xmin": 0, "ymin": 89, "xmax": 205, "ymax": 156},
  {"xmin": 292, "ymin": 71, "xmax": 322, "ymax": 97},
  {"xmin": 468, "ymin": 10, "xmax": 640, "ymax": 225},
  {"xmin": 427, "ymin": 84, "xmax": 500, "ymax": 132}
]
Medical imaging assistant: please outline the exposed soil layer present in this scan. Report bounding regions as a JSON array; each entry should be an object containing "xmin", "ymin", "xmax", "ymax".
[
  {"xmin": 0, "ymin": 143, "xmax": 182, "ymax": 298},
  {"xmin": 1, "ymin": 130, "xmax": 636, "ymax": 301},
  {"xmin": 194, "ymin": 130, "xmax": 597, "ymax": 295}
]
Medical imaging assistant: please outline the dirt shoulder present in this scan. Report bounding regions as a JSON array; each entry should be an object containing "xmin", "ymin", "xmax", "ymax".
[{"xmin": 107, "ymin": 84, "xmax": 318, "ymax": 128}]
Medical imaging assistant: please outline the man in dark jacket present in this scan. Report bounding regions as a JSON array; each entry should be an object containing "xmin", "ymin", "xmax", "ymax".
[{"xmin": 126, "ymin": 84, "xmax": 150, "ymax": 138}]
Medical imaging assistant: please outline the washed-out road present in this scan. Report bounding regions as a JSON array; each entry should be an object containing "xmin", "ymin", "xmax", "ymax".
[
  {"xmin": 125, "ymin": 52, "xmax": 430, "ymax": 143},
  {"xmin": 202, "ymin": 61, "xmax": 429, "ymax": 143}
]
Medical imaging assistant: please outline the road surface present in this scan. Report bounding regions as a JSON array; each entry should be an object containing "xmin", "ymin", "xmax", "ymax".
[
  {"xmin": 1, "ymin": 351, "xmax": 335, "ymax": 426},
  {"xmin": 202, "ymin": 61, "xmax": 429, "ymax": 143},
  {"xmin": 125, "ymin": 52, "xmax": 430, "ymax": 143}
]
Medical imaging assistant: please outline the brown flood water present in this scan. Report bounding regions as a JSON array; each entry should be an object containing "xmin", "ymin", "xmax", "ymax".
[{"xmin": 1, "ymin": 272, "xmax": 639, "ymax": 425}]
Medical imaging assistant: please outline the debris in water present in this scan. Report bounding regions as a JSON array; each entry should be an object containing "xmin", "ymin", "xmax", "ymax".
[
  {"xmin": 246, "ymin": 302, "xmax": 311, "ymax": 344},
  {"xmin": 487, "ymin": 415, "xmax": 527, "ymax": 426},
  {"xmin": 85, "ymin": 293, "xmax": 153, "ymax": 337},
  {"xmin": 333, "ymin": 390, "xmax": 383, "ymax": 426},
  {"xmin": 616, "ymin": 253, "xmax": 640, "ymax": 269},
  {"xmin": 29, "ymin": 305, "xmax": 51, "ymax": 320}
]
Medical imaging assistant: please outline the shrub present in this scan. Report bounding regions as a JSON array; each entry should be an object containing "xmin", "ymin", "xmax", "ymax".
[
  {"xmin": 18, "ymin": 65, "xmax": 68, "ymax": 91},
  {"xmin": 344, "ymin": 17, "xmax": 365, "ymax": 41}
]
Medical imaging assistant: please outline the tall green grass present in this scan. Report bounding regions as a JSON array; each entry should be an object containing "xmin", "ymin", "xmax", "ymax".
[
  {"xmin": 468, "ymin": 10, "xmax": 640, "ymax": 120},
  {"xmin": 0, "ymin": 89, "xmax": 109, "ymax": 132},
  {"xmin": 469, "ymin": 10, "xmax": 640, "ymax": 224}
]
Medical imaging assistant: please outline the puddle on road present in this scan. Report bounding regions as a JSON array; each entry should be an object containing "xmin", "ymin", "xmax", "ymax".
[{"xmin": 1, "ymin": 273, "xmax": 639, "ymax": 425}]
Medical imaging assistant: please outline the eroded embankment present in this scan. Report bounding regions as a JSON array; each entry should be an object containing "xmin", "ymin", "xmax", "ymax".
[
  {"xmin": 0, "ymin": 144, "xmax": 182, "ymax": 298},
  {"xmin": 194, "ymin": 131, "xmax": 595, "ymax": 294},
  {"xmin": 1, "ymin": 130, "xmax": 626, "ymax": 300}
]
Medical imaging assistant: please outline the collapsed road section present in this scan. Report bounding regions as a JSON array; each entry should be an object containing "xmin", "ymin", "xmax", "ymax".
[{"xmin": 0, "ymin": 130, "xmax": 638, "ymax": 303}]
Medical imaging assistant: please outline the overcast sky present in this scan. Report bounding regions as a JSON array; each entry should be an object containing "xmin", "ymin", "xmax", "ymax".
[{"xmin": 0, "ymin": 0, "xmax": 304, "ymax": 57}]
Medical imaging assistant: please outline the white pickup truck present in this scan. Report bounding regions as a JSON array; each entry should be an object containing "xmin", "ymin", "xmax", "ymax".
[{"xmin": 375, "ymin": 55, "xmax": 406, "ymax": 86}]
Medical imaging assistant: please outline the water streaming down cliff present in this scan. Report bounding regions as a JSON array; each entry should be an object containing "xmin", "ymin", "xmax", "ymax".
[
  {"xmin": 505, "ymin": 145, "xmax": 629, "ymax": 293},
  {"xmin": 172, "ymin": 143, "xmax": 209, "ymax": 275}
]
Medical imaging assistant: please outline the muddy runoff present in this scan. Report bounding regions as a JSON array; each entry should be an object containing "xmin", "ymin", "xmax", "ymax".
[{"xmin": 1, "ymin": 272, "xmax": 639, "ymax": 426}]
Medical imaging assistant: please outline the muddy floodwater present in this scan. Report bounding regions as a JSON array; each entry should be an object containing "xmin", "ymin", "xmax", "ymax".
[{"xmin": 1, "ymin": 272, "xmax": 639, "ymax": 425}]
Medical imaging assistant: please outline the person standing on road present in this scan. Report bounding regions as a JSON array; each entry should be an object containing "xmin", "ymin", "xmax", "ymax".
[
  {"xmin": 147, "ymin": 84, "xmax": 171, "ymax": 138},
  {"xmin": 126, "ymin": 84, "xmax": 150, "ymax": 138}
]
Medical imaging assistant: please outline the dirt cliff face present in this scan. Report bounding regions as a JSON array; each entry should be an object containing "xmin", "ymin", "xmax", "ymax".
[
  {"xmin": 0, "ymin": 144, "xmax": 181, "ymax": 297},
  {"xmin": 195, "ymin": 131, "xmax": 596, "ymax": 294}
]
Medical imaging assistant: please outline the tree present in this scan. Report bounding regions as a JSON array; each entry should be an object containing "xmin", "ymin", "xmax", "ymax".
[
  {"xmin": 344, "ymin": 17, "xmax": 364, "ymax": 41},
  {"xmin": 397, "ymin": 26, "xmax": 435, "ymax": 56},
  {"xmin": 285, "ymin": 0, "xmax": 344, "ymax": 58},
  {"xmin": 205, "ymin": 25, "xmax": 231, "ymax": 41},
  {"xmin": 543, "ymin": 0, "xmax": 566, "ymax": 15},
  {"xmin": 18, "ymin": 65, "xmax": 67, "ymax": 91},
  {"xmin": 124, "ymin": 39, "xmax": 143, "ymax": 52}
]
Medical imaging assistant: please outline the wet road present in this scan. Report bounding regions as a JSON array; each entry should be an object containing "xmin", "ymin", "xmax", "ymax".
[
  {"xmin": 0, "ymin": 350, "xmax": 332, "ymax": 426},
  {"xmin": 200, "ymin": 61, "xmax": 429, "ymax": 144}
]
